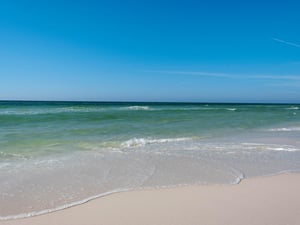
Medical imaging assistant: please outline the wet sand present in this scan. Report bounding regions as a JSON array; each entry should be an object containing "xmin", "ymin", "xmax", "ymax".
[{"xmin": 1, "ymin": 173, "xmax": 300, "ymax": 225}]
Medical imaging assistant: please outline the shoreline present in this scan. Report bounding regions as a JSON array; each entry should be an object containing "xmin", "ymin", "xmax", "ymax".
[{"xmin": 1, "ymin": 172, "xmax": 300, "ymax": 225}]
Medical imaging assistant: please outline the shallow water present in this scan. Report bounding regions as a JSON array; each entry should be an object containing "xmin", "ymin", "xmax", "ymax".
[{"xmin": 0, "ymin": 101, "xmax": 300, "ymax": 219}]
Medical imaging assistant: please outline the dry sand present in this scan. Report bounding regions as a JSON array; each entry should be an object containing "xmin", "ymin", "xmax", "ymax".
[{"xmin": 1, "ymin": 173, "xmax": 300, "ymax": 225}]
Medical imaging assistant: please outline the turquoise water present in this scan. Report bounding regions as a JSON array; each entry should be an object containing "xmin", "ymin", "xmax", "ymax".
[{"xmin": 1, "ymin": 101, "xmax": 300, "ymax": 219}]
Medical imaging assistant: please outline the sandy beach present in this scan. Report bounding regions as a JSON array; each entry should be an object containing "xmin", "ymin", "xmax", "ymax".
[
  {"xmin": 1, "ymin": 173, "xmax": 299, "ymax": 225},
  {"xmin": 2, "ymin": 0, "xmax": 300, "ymax": 223}
]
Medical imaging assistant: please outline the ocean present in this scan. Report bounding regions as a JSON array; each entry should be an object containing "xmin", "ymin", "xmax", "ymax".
[{"xmin": 0, "ymin": 101, "xmax": 300, "ymax": 219}]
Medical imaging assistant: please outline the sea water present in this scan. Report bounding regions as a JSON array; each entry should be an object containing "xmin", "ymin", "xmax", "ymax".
[{"xmin": 0, "ymin": 101, "xmax": 300, "ymax": 219}]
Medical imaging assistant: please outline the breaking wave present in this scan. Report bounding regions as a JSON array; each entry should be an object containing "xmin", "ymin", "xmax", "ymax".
[
  {"xmin": 121, "ymin": 137, "xmax": 192, "ymax": 148},
  {"xmin": 286, "ymin": 107, "xmax": 299, "ymax": 110},
  {"xmin": 121, "ymin": 106, "xmax": 153, "ymax": 111}
]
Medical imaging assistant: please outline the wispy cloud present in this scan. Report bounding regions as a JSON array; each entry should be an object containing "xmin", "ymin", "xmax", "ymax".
[
  {"xmin": 268, "ymin": 82, "xmax": 300, "ymax": 87},
  {"xmin": 151, "ymin": 71, "xmax": 237, "ymax": 78},
  {"xmin": 251, "ymin": 74, "xmax": 300, "ymax": 80},
  {"xmin": 272, "ymin": 37, "xmax": 300, "ymax": 48},
  {"xmin": 150, "ymin": 70, "xmax": 300, "ymax": 81}
]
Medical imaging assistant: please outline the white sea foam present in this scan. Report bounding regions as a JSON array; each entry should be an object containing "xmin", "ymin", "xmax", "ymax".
[
  {"xmin": 121, "ymin": 106, "xmax": 152, "ymax": 111},
  {"xmin": 242, "ymin": 143, "xmax": 299, "ymax": 152},
  {"xmin": 286, "ymin": 106, "xmax": 299, "ymax": 110},
  {"xmin": 266, "ymin": 147, "xmax": 299, "ymax": 152},
  {"xmin": 1, "ymin": 137, "xmax": 299, "ymax": 220},
  {"xmin": 121, "ymin": 137, "xmax": 192, "ymax": 148},
  {"xmin": 0, "ymin": 163, "xmax": 11, "ymax": 169},
  {"xmin": 0, "ymin": 171, "xmax": 244, "ymax": 221},
  {"xmin": 230, "ymin": 170, "xmax": 245, "ymax": 184},
  {"xmin": 0, "ymin": 188, "xmax": 131, "ymax": 221},
  {"xmin": 168, "ymin": 107, "xmax": 203, "ymax": 111},
  {"xmin": 226, "ymin": 108, "xmax": 237, "ymax": 111},
  {"xmin": 268, "ymin": 127, "xmax": 300, "ymax": 132},
  {"xmin": 0, "ymin": 169, "xmax": 243, "ymax": 221},
  {"xmin": 0, "ymin": 151, "xmax": 28, "ymax": 159},
  {"xmin": 0, "ymin": 107, "xmax": 106, "ymax": 115},
  {"xmin": 242, "ymin": 143, "xmax": 263, "ymax": 146}
]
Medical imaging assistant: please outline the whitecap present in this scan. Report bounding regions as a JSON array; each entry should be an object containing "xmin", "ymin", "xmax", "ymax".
[
  {"xmin": 0, "ymin": 107, "xmax": 105, "ymax": 115},
  {"xmin": 121, "ymin": 106, "xmax": 152, "ymax": 111},
  {"xmin": 286, "ymin": 107, "xmax": 299, "ymax": 110},
  {"xmin": 226, "ymin": 108, "xmax": 237, "ymax": 111}
]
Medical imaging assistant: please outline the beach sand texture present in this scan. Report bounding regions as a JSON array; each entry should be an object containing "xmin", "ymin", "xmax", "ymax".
[{"xmin": 1, "ymin": 173, "xmax": 299, "ymax": 225}]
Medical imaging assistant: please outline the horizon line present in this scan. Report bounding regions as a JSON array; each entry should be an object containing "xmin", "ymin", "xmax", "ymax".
[{"xmin": 1, "ymin": 99, "xmax": 299, "ymax": 104}]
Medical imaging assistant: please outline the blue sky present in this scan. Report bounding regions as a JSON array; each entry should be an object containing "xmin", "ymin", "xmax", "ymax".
[{"xmin": 0, "ymin": 0, "xmax": 300, "ymax": 102}]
